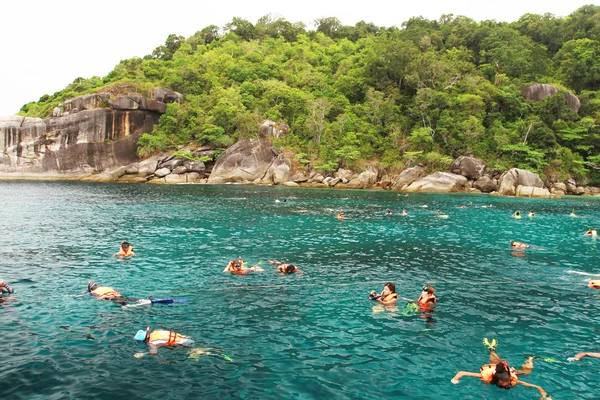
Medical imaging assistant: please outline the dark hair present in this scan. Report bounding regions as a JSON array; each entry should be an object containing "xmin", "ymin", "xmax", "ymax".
[
  {"xmin": 492, "ymin": 361, "xmax": 513, "ymax": 389},
  {"xmin": 122, "ymin": 241, "xmax": 130, "ymax": 248},
  {"xmin": 423, "ymin": 285, "xmax": 434, "ymax": 294},
  {"xmin": 285, "ymin": 264, "xmax": 296, "ymax": 273},
  {"xmin": 384, "ymin": 282, "xmax": 396, "ymax": 293},
  {"xmin": 231, "ymin": 260, "xmax": 243, "ymax": 270}
]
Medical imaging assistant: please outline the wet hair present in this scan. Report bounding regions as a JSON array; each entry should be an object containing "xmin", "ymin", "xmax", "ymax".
[
  {"xmin": 121, "ymin": 241, "xmax": 130, "ymax": 248},
  {"xmin": 384, "ymin": 282, "xmax": 396, "ymax": 293},
  {"xmin": 423, "ymin": 285, "xmax": 434, "ymax": 294},
  {"xmin": 284, "ymin": 264, "xmax": 296, "ymax": 273},
  {"xmin": 492, "ymin": 361, "xmax": 513, "ymax": 389},
  {"xmin": 231, "ymin": 260, "xmax": 243, "ymax": 270}
]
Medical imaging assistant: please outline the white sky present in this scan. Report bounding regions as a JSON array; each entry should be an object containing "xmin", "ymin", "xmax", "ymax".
[{"xmin": 0, "ymin": 0, "xmax": 597, "ymax": 116}]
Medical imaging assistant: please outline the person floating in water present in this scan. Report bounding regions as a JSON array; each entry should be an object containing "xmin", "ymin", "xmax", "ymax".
[
  {"xmin": 569, "ymin": 352, "xmax": 600, "ymax": 362},
  {"xmin": 369, "ymin": 282, "xmax": 398, "ymax": 305},
  {"xmin": 528, "ymin": 211, "xmax": 535, "ymax": 218},
  {"xmin": 387, "ymin": 209, "xmax": 392, "ymax": 215},
  {"xmin": 570, "ymin": 210, "xmax": 577, "ymax": 217},
  {"xmin": 88, "ymin": 280, "xmax": 122, "ymax": 300},
  {"xmin": 416, "ymin": 285, "xmax": 436, "ymax": 308},
  {"xmin": 401, "ymin": 209, "xmax": 408, "ymax": 216},
  {"xmin": 512, "ymin": 211, "xmax": 521, "ymax": 219},
  {"xmin": 451, "ymin": 338, "xmax": 550, "ymax": 398},
  {"xmin": 337, "ymin": 212, "xmax": 345, "ymax": 220},
  {"xmin": 0, "ymin": 278, "xmax": 14, "ymax": 295},
  {"xmin": 269, "ymin": 260, "xmax": 301, "ymax": 274},
  {"xmin": 115, "ymin": 241, "xmax": 134, "ymax": 257},
  {"xmin": 224, "ymin": 257, "xmax": 262, "ymax": 275},
  {"xmin": 584, "ymin": 228, "xmax": 598, "ymax": 238},
  {"xmin": 88, "ymin": 281, "xmax": 183, "ymax": 307},
  {"xmin": 134, "ymin": 326, "xmax": 194, "ymax": 357},
  {"xmin": 510, "ymin": 241, "xmax": 531, "ymax": 250}
]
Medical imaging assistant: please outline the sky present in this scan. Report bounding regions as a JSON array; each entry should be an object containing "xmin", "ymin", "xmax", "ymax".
[{"xmin": 0, "ymin": 0, "xmax": 598, "ymax": 117}]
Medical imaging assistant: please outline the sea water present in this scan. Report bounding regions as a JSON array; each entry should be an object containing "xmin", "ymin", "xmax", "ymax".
[{"xmin": 0, "ymin": 181, "xmax": 598, "ymax": 399}]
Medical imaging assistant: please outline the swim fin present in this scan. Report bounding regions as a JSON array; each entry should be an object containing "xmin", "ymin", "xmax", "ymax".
[{"xmin": 483, "ymin": 338, "xmax": 498, "ymax": 351}]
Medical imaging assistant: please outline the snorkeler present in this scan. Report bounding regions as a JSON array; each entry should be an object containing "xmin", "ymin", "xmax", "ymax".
[
  {"xmin": 224, "ymin": 257, "xmax": 262, "ymax": 275},
  {"xmin": 269, "ymin": 260, "xmax": 301, "ymax": 274},
  {"xmin": 512, "ymin": 211, "xmax": 522, "ymax": 219},
  {"xmin": 88, "ymin": 280, "xmax": 123, "ymax": 300},
  {"xmin": 369, "ymin": 282, "xmax": 399, "ymax": 305},
  {"xmin": 510, "ymin": 241, "xmax": 530, "ymax": 250},
  {"xmin": 568, "ymin": 352, "xmax": 600, "ymax": 362},
  {"xmin": 401, "ymin": 209, "xmax": 408, "ymax": 216},
  {"xmin": 337, "ymin": 212, "xmax": 345, "ymax": 220},
  {"xmin": 134, "ymin": 326, "xmax": 194, "ymax": 356},
  {"xmin": 417, "ymin": 286, "xmax": 436, "ymax": 307},
  {"xmin": 570, "ymin": 210, "xmax": 577, "ymax": 217},
  {"xmin": 451, "ymin": 338, "xmax": 550, "ymax": 398},
  {"xmin": 584, "ymin": 228, "xmax": 598, "ymax": 238},
  {"xmin": 528, "ymin": 211, "xmax": 535, "ymax": 218},
  {"xmin": 115, "ymin": 241, "xmax": 134, "ymax": 257},
  {"xmin": 0, "ymin": 278, "xmax": 14, "ymax": 294}
]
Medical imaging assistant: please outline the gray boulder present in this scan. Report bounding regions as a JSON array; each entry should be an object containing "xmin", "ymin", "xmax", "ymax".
[
  {"xmin": 335, "ymin": 168, "xmax": 353, "ymax": 181},
  {"xmin": 520, "ymin": 84, "xmax": 580, "ymax": 113},
  {"xmin": 450, "ymin": 156, "xmax": 485, "ymax": 180},
  {"xmin": 553, "ymin": 182, "xmax": 567, "ymax": 192},
  {"xmin": 474, "ymin": 176, "xmax": 497, "ymax": 193},
  {"xmin": 152, "ymin": 88, "xmax": 182, "ymax": 104},
  {"xmin": 348, "ymin": 167, "xmax": 378, "ymax": 189},
  {"xmin": 405, "ymin": 172, "xmax": 468, "ymax": 192},
  {"xmin": 261, "ymin": 153, "xmax": 291, "ymax": 184},
  {"xmin": 391, "ymin": 166, "xmax": 426, "ymax": 191},
  {"xmin": 516, "ymin": 185, "xmax": 551, "ymax": 198},
  {"xmin": 138, "ymin": 158, "xmax": 159, "ymax": 176},
  {"xmin": 172, "ymin": 166, "xmax": 187, "ymax": 175},
  {"xmin": 258, "ymin": 120, "xmax": 290, "ymax": 139},
  {"xmin": 154, "ymin": 167, "xmax": 171, "ymax": 178},
  {"xmin": 497, "ymin": 168, "xmax": 544, "ymax": 195},
  {"xmin": 184, "ymin": 160, "xmax": 205, "ymax": 173},
  {"xmin": 108, "ymin": 96, "xmax": 139, "ymax": 110}
]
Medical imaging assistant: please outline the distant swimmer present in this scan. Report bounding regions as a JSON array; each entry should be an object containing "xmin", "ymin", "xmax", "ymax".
[
  {"xmin": 405, "ymin": 285, "xmax": 437, "ymax": 309},
  {"xmin": 369, "ymin": 282, "xmax": 399, "ymax": 305},
  {"xmin": 0, "ymin": 278, "xmax": 14, "ymax": 295},
  {"xmin": 337, "ymin": 212, "xmax": 345, "ymax": 220},
  {"xmin": 512, "ymin": 211, "xmax": 521, "ymax": 219},
  {"xmin": 437, "ymin": 214, "xmax": 449, "ymax": 219},
  {"xmin": 115, "ymin": 241, "xmax": 134, "ymax": 257},
  {"xmin": 584, "ymin": 228, "xmax": 598, "ymax": 237},
  {"xmin": 420, "ymin": 204, "xmax": 428, "ymax": 208},
  {"xmin": 588, "ymin": 280, "xmax": 600, "ymax": 289},
  {"xmin": 88, "ymin": 281, "xmax": 122, "ymax": 300},
  {"xmin": 134, "ymin": 326, "xmax": 194, "ymax": 357},
  {"xmin": 269, "ymin": 260, "xmax": 301, "ymax": 274},
  {"xmin": 569, "ymin": 352, "xmax": 600, "ymax": 362},
  {"xmin": 451, "ymin": 338, "xmax": 550, "ymax": 399},
  {"xmin": 387, "ymin": 209, "xmax": 392, "ymax": 215},
  {"xmin": 528, "ymin": 212, "xmax": 535, "ymax": 218},
  {"xmin": 224, "ymin": 257, "xmax": 262, "ymax": 275},
  {"xmin": 570, "ymin": 210, "xmax": 577, "ymax": 217},
  {"xmin": 461, "ymin": 205, "xmax": 466, "ymax": 209},
  {"xmin": 510, "ymin": 241, "xmax": 530, "ymax": 250},
  {"xmin": 401, "ymin": 209, "xmax": 408, "ymax": 216}
]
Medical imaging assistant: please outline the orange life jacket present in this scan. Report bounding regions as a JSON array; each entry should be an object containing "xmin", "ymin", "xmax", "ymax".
[
  {"xmin": 148, "ymin": 330, "xmax": 185, "ymax": 346},
  {"xmin": 480, "ymin": 364, "xmax": 518, "ymax": 387},
  {"xmin": 119, "ymin": 246, "xmax": 134, "ymax": 257},
  {"xmin": 418, "ymin": 293, "xmax": 436, "ymax": 305},
  {"xmin": 382, "ymin": 293, "xmax": 398, "ymax": 302},
  {"xmin": 91, "ymin": 286, "xmax": 122, "ymax": 298}
]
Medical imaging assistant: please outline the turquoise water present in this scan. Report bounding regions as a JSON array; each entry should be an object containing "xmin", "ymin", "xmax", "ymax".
[{"xmin": 1, "ymin": 182, "xmax": 599, "ymax": 399}]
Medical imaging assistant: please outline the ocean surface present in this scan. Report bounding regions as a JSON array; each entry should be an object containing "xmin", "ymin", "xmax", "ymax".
[{"xmin": 0, "ymin": 181, "xmax": 599, "ymax": 399}]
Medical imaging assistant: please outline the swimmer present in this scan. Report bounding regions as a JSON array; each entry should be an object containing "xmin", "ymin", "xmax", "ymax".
[
  {"xmin": 269, "ymin": 260, "xmax": 301, "ymax": 274},
  {"xmin": 369, "ymin": 282, "xmax": 399, "ymax": 305},
  {"xmin": 401, "ymin": 209, "xmax": 408, "ymax": 216},
  {"xmin": 420, "ymin": 204, "xmax": 428, "ymax": 208},
  {"xmin": 223, "ymin": 257, "xmax": 261, "ymax": 274},
  {"xmin": 405, "ymin": 286, "xmax": 437, "ymax": 309},
  {"xmin": 512, "ymin": 211, "xmax": 521, "ymax": 219},
  {"xmin": 528, "ymin": 211, "xmax": 535, "ymax": 218},
  {"xmin": 134, "ymin": 326, "xmax": 194, "ymax": 357},
  {"xmin": 387, "ymin": 209, "xmax": 392, "ymax": 215},
  {"xmin": 337, "ymin": 212, "xmax": 345, "ymax": 220},
  {"xmin": 570, "ymin": 209, "xmax": 577, "ymax": 217},
  {"xmin": 451, "ymin": 338, "xmax": 550, "ymax": 398},
  {"xmin": 88, "ymin": 281, "xmax": 123, "ymax": 300},
  {"xmin": 437, "ymin": 214, "xmax": 449, "ymax": 219},
  {"xmin": 114, "ymin": 241, "xmax": 134, "ymax": 257},
  {"xmin": 584, "ymin": 228, "xmax": 598, "ymax": 237},
  {"xmin": 460, "ymin": 205, "xmax": 466, "ymax": 209},
  {"xmin": 569, "ymin": 352, "xmax": 600, "ymax": 362},
  {"xmin": 0, "ymin": 278, "xmax": 14, "ymax": 295},
  {"xmin": 510, "ymin": 241, "xmax": 530, "ymax": 250}
]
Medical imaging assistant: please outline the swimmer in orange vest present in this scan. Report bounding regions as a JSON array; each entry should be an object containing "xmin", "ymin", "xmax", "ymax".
[
  {"xmin": 269, "ymin": 260, "xmax": 301, "ymax": 274},
  {"xmin": 224, "ymin": 257, "xmax": 262, "ymax": 274},
  {"xmin": 337, "ymin": 212, "xmax": 345, "ymax": 220},
  {"xmin": 88, "ymin": 281, "xmax": 123, "ymax": 300},
  {"xmin": 0, "ymin": 278, "xmax": 14, "ymax": 295},
  {"xmin": 584, "ymin": 228, "xmax": 598, "ymax": 238},
  {"xmin": 114, "ymin": 241, "xmax": 135, "ymax": 257},
  {"xmin": 510, "ymin": 241, "xmax": 530, "ymax": 250},
  {"xmin": 134, "ymin": 326, "xmax": 194, "ymax": 356},
  {"xmin": 369, "ymin": 282, "xmax": 399, "ymax": 305},
  {"xmin": 416, "ymin": 285, "xmax": 436, "ymax": 308},
  {"xmin": 451, "ymin": 338, "xmax": 549, "ymax": 398}
]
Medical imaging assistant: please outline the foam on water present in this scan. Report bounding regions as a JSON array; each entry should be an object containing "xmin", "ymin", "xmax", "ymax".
[{"xmin": 1, "ymin": 181, "xmax": 599, "ymax": 399}]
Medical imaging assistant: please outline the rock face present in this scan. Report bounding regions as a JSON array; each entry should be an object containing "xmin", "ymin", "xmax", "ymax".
[
  {"xmin": 258, "ymin": 120, "xmax": 290, "ymax": 139},
  {"xmin": 391, "ymin": 166, "xmax": 426, "ymax": 191},
  {"xmin": 474, "ymin": 176, "xmax": 497, "ymax": 193},
  {"xmin": 207, "ymin": 139, "xmax": 290, "ymax": 184},
  {"xmin": 347, "ymin": 167, "xmax": 378, "ymax": 189},
  {"xmin": 450, "ymin": 156, "xmax": 485, "ymax": 180},
  {"xmin": 497, "ymin": 168, "xmax": 544, "ymax": 195},
  {"xmin": 520, "ymin": 84, "xmax": 581, "ymax": 113},
  {"xmin": 516, "ymin": 185, "xmax": 551, "ymax": 198},
  {"xmin": 405, "ymin": 172, "xmax": 468, "ymax": 192}
]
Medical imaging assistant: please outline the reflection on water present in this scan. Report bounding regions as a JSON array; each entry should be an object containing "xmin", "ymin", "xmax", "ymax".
[{"xmin": 0, "ymin": 181, "xmax": 599, "ymax": 399}]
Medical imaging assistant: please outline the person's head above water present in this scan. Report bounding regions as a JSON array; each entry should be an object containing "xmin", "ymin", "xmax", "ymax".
[
  {"xmin": 231, "ymin": 258, "xmax": 243, "ymax": 270},
  {"xmin": 491, "ymin": 361, "xmax": 514, "ymax": 388},
  {"xmin": 134, "ymin": 326, "xmax": 150, "ymax": 342},
  {"xmin": 121, "ymin": 241, "xmax": 130, "ymax": 249},
  {"xmin": 383, "ymin": 282, "xmax": 396, "ymax": 294},
  {"xmin": 0, "ymin": 278, "xmax": 14, "ymax": 294},
  {"xmin": 284, "ymin": 264, "xmax": 297, "ymax": 273},
  {"xmin": 422, "ymin": 285, "xmax": 434, "ymax": 295}
]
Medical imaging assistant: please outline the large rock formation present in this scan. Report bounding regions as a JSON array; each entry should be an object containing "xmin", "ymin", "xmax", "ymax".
[
  {"xmin": 497, "ymin": 168, "xmax": 544, "ymax": 196},
  {"xmin": 391, "ymin": 166, "xmax": 426, "ymax": 191},
  {"xmin": 0, "ymin": 89, "xmax": 180, "ymax": 179},
  {"xmin": 520, "ymin": 84, "xmax": 580, "ymax": 113},
  {"xmin": 347, "ymin": 167, "xmax": 378, "ymax": 189},
  {"xmin": 450, "ymin": 156, "xmax": 485, "ymax": 180},
  {"xmin": 258, "ymin": 120, "xmax": 290, "ymax": 139},
  {"xmin": 405, "ymin": 172, "xmax": 468, "ymax": 192},
  {"xmin": 207, "ymin": 139, "xmax": 290, "ymax": 184}
]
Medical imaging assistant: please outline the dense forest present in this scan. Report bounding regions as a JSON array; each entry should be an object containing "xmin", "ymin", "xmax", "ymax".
[{"xmin": 19, "ymin": 5, "xmax": 600, "ymax": 183}]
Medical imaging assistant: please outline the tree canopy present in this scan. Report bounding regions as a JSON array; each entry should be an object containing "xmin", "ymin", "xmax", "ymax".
[{"xmin": 19, "ymin": 6, "xmax": 600, "ymax": 184}]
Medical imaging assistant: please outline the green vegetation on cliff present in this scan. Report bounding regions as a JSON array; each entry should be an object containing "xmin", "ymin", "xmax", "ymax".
[{"xmin": 20, "ymin": 6, "xmax": 600, "ymax": 183}]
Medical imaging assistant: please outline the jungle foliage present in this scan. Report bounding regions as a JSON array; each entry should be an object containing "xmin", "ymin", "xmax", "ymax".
[{"xmin": 19, "ymin": 6, "xmax": 600, "ymax": 183}]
